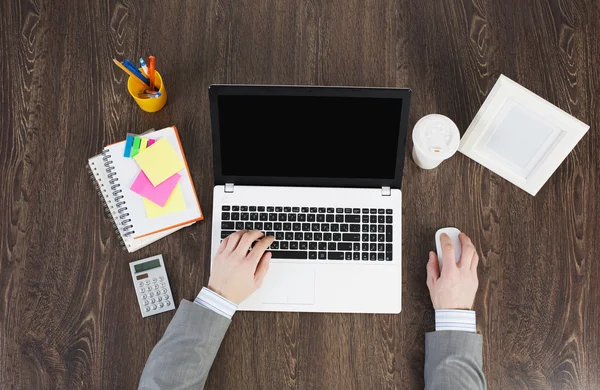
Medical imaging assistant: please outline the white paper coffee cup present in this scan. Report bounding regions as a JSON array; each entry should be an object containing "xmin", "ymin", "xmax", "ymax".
[{"xmin": 412, "ymin": 114, "xmax": 460, "ymax": 169}]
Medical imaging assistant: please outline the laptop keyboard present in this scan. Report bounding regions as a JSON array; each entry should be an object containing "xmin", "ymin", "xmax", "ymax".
[{"xmin": 220, "ymin": 206, "xmax": 394, "ymax": 261}]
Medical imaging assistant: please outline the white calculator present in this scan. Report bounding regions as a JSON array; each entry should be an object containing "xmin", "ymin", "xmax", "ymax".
[{"xmin": 129, "ymin": 254, "xmax": 176, "ymax": 317}]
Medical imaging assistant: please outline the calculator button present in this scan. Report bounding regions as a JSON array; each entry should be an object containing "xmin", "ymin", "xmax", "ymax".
[
  {"xmin": 157, "ymin": 296, "xmax": 162, "ymax": 302},
  {"xmin": 162, "ymin": 289, "xmax": 167, "ymax": 294},
  {"xmin": 142, "ymin": 294, "xmax": 147, "ymax": 299},
  {"xmin": 151, "ymin": 298, "xmax": 156, "ymax": 303},
  {"xmin": 154, "ymin": 284, "xmax": 159, "ymax": 290},
  {"xmin": 152, "ymin": 278, "xmax": 157, "ymax": 283},
  {"xmin": 145, "ymin": 307, "xmax": 150, "ymax": 312},
  {"xmin": 159, "ymin": 303, "xmax": 164, "ymax": 308},
  {"xmin": 166, "ymin": 300, "xmax": 171, "ymax": 306},
  {"xmin": 163, "ymin": 295, "xmax": 169, "ymax": 300},
  {"xmin": 160, "ymin": 283, "xmax": 165, "ymax": 288},
  {"xmin": 138, "ymin": 281, "xmax": 144, "ymax": 286},
  {"xmin": 156, "ymin": 290, "xmax": 161, "ymax": 296},
  {"xmin": 149, "ymin": 292, "xmax": 154, "ymax": 297},
  {"xmin": 139, "ymin": 288, "xmax": 145, "ymax": 293},
  {"xmin": 159, "ymin": 276, "xmax": 164, "ymax": 281},
  {"xmin": 143, "ymin": 300, "xmax": 149, "ymax": 306},
  {"xmin": 147, "ymin": 286, "xmax": 152, "ymax": 291},
  {"xmin": 152, "ymin": 305, "xmax": 157, "ymax": 310},
  {"xmin": 145, "ymin": 280, "xmax": 150, "ymax": 285}
]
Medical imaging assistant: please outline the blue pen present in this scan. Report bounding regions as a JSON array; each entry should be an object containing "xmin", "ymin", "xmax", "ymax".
[
  {"xmin": 123, "ymin": 59, "xmax": 150, "ymax": 86},
  {"xmin": 139, "ymin": 58, "xmax": 149, "ymax": 77}
]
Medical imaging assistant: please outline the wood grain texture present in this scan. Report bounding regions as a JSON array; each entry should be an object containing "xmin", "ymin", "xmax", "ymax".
[{"xmin": 0, "ymin": 0, "xmax": 598, "ymax": 389}]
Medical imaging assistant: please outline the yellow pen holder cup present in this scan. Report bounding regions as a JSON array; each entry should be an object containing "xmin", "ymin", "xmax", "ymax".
[{"xmin": 127, "ymin": 70, "xmax": 167, "ymax": 112}]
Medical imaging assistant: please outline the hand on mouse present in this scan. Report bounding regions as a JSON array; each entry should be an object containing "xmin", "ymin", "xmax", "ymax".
[
  {"xmin": 426, "ymin": 232, "xmax": 479, "ymax": 310},
  {"xmin": 208, "ymin": 230, "xmax": 274, "ymax": 304}
]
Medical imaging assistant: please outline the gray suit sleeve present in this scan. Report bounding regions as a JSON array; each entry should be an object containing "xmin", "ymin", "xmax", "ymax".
[
  {"xmin": 424, "ymin": 331, "xmax": 486, "ymax": 390},
  {"xmin": 139, "ymin": 299, "xmax": 231, "ymax": 390}
]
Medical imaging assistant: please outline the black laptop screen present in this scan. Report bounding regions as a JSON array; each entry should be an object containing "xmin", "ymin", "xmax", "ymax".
[{"xmin": 217, "ymin": 94, "xmax": 403, "ymax": 179}]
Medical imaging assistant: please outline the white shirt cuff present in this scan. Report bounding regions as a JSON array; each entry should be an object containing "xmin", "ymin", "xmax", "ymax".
[
  {"xmin": 193, "ymin": 287, "xmax": 238, "ymax": 319},
  {"xmin": 435, "ymin": 309, "xmax": 476, "ymax": 332}
]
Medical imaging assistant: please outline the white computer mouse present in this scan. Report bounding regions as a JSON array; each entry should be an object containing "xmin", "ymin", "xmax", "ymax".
[{"xmin": 435, "ymin": 227, "xmax": 462, "ymax": 269}]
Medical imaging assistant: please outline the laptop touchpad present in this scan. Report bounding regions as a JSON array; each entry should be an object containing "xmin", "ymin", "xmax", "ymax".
[{"xmin": 261, "ymin": 263, "xmax": 315, "ymax": 305}]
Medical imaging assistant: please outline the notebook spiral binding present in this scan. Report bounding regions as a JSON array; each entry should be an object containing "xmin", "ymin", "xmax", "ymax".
[{"xmin": 87, "ymin": 150, "xmax": 135, "ymax": 249}]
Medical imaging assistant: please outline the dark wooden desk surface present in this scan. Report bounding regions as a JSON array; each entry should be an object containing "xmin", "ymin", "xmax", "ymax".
[{"xmin": 1, "ymin": 0, "xmax": 599, "ymax": 389}]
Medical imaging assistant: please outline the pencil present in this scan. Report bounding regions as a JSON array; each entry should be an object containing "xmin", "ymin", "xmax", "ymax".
[
  {"xmin": 112, "ymin": 59, "xmax": 150, "ymax": 88},
  {"xmin": 123, "ymin": 59, "xmax": 150, "ymax": 85},
  {"xmin": 148, "ymin": 56, "xmax": 156, "ymax": 90}
]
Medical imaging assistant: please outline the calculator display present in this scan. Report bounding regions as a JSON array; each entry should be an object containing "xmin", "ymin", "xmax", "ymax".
[{"xmin": 134, "ymin": 259, "xmax": 161, "ymax": 273}]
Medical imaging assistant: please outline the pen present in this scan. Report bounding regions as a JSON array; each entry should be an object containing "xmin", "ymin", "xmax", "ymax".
[
  {"xmin": 148, "ymin": 56, "xmax": 156, "ymax": 91},
  {"xmin": 123, "ymin": 59, "xmax": 151, "ymax": 86},
  {"xmin": 138, "ymin": 91, "xmax": 162, "ymax": 99},
  {"xmin": 139, "ymin": 57, "xmax": 149, "ymax": 77},
  {"xmin": 112, "ymin": 59, "xmax": 150, "ymax": 88}
]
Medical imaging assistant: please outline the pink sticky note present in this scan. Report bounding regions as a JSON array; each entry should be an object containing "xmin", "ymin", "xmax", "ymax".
[
  {"xmin": 130, "ymin": 171, "xmax": 181, "ymax": 207},
  {"xmin": 147, "ymin": 139, "xmax": 156, "ymax": 147}
]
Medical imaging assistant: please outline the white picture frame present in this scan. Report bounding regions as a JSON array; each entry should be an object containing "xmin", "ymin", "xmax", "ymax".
[{"xmin": 458, "ymin": 74, "xmax": 589, "ymax": 196}]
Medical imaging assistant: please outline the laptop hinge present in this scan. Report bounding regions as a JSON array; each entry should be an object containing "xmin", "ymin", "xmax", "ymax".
[
  {"xmin": 381, "ymin": 186, "xmax": 391, "ymax": 196},
  {"xmin": 224, "ymin": 183, "xmax": 234, "ymax": 193}
]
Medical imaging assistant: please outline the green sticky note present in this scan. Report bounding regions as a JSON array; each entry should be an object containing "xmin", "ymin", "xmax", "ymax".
[{"xmin": 131, "ymin": 137, "xmax": 142, "ymax": 157}]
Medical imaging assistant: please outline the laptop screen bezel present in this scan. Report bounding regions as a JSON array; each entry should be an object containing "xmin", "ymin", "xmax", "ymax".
[{"xmin": 210, "ymin": 84, "xmax": 411, "ymax": 189}]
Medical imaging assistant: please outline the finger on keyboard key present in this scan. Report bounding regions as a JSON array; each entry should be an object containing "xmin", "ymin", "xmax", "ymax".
[{"xmin": 221, "ymin": 230, "xmax": 234, "ymax": 239}]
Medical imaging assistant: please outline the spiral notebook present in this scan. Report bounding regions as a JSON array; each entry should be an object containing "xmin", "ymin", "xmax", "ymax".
[{"xmin": 88, "ymin": 126, "xmax": 203, "ymax": 252}]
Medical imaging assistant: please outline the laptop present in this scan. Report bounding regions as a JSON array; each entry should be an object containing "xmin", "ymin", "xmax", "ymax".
[{"xmin": 209, "ymin": 85, "xmax": 411, "ymax": 313}]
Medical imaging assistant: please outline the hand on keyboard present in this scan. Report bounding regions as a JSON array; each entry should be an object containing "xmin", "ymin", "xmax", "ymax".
[
  {"xmin": 221, "ymin": 205, "xmax": 394, "ymax": 261},
  {"xmin": 208, "ymin": 230, "xmax": 274, "ymax": 304}
]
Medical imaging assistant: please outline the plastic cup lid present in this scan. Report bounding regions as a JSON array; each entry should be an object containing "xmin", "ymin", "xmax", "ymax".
[{"xmin": 412, "ymin": 114, "xmax": 461, "ymax": 160}]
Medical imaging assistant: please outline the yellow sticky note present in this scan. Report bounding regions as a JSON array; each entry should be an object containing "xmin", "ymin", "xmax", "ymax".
[
  {"xmin": 143, "ymin": 183, "xmax": 186, "ymax": 218},
  {"xmin": 139, "ymin": 138, "xmax": 148, "ymax": 151},
  {"xmin": 134, "ymin": 138, "xmax": 185, "ymax": 186}
]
